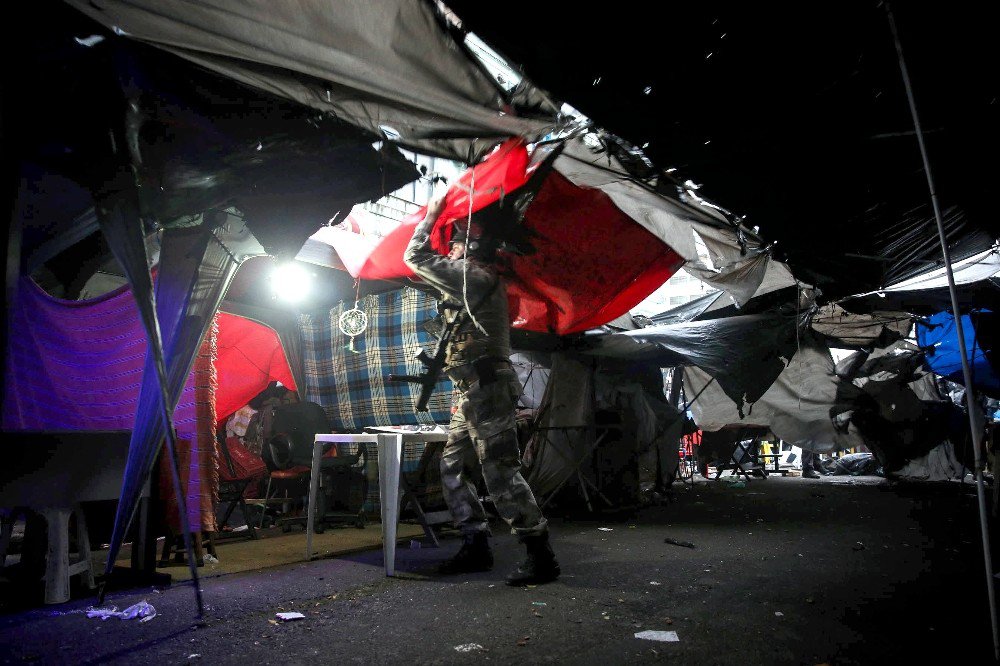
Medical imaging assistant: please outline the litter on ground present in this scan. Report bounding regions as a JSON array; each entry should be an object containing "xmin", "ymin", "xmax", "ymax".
[{"xmin": 634, "ymin": 630, "xmax": 680, "ymax": 642}]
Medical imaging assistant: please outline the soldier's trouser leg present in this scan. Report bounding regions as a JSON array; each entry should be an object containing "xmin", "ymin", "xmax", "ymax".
[
  {"xmin": 440, "ymin": 404, "xmax": 490, "ymax": 535},
  {"xmin": 463, "ymin": 368, "xmax": 547, "ymax": 538}
]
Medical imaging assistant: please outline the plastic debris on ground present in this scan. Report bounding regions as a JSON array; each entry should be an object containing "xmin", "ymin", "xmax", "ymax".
[
  {"xmin": 597, "ymin": 527, "xmax": 614, "ymax": 532},
  {"xmin": 454, "ymin": 643, "xmax": 485, "ymax": 653},
  {"xmin": 82, "ymin": 601, "xmax": 157, "ymax": 622},
  {"xmin": 634, "ymin": 630, "xmax": 680, "ymax": 642},
  {"xmin": 775, "ymin": 611, "xmax": 784, "ymax": 617},
  {"xmin": 204, "ymin": 554, "xmax": 219, "ymax": 564},
  {"xmin": 275, "ymin": 612, "xmax": 305, "ymax": 621},
  {"xmin": 663, "ymin": 537, "xmax": 696, "ymax": 549}
]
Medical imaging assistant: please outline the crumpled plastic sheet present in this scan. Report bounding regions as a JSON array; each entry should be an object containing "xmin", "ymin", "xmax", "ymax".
[
  {"xmin": 73, "ymin": 601, "xmax": 157, "ymax": 622},
  {"xmin": 453, "ymin": 644, "xmax": 485, "ymax": 653}
]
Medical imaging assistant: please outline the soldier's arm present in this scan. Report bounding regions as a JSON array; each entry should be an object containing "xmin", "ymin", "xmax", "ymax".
[{"xmin": 404, "ymin": 198, "xmax": 492, "ymax": 301}]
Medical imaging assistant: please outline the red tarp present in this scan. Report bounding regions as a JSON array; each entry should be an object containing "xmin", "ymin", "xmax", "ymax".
[
  {"xmin": 214, "ymin": 311, "xmax": 296, "ymax": 422},
  {"xmin": 319, "ymin": 139, "xmax": 684, "ymax": 335}
]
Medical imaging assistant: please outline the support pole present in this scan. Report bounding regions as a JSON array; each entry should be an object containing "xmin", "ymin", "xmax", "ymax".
[{"xmin": 885, "ymin": 4, "xmax": 998, "ymax": 659}]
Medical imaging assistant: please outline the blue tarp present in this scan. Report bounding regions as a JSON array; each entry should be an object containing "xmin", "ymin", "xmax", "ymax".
[{"xmin": 917, "ymin": 310, "xmax": 1000, "ymax": 392}]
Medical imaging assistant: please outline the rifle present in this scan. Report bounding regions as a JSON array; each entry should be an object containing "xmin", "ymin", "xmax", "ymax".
[
  {"xmin": 389, "ymin": 278, "xmax": 498, "ymax": 412},
  {"xmin": 387, "ymin": 309, "xmax": 466, "ymax": 412}
]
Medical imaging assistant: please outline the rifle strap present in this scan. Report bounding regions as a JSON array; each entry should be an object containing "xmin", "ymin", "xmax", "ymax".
[{"xmin": 442, "ymin": 276, "xmax": 500, "ymax": 337}]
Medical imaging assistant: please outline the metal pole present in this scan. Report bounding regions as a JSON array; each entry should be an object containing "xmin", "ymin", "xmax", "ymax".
[{"xmin": 885, "ymin": 4, "xmax": 998, "ymax": 659}]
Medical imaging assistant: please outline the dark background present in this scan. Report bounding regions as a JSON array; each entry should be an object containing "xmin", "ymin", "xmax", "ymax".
[{"xmin": 446, "ymin": 1, "xmax": 1000, "ymax": 299}]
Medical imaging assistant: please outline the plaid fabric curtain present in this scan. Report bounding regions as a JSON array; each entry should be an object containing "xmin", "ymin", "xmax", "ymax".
[
  {"xmin": 300, "ymin": 286, "xmax": 453, "ymax": 430},
  {"xmin": 300, "ymin": 287, "xmax": 453, "ymax": 512}
]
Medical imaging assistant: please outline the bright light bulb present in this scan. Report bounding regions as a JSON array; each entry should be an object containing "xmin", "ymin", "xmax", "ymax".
[{"xmin": 271, "ymin": 262, "xmax": 312, "ymax": 303}]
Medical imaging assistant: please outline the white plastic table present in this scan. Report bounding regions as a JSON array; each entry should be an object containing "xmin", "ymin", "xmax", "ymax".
[
  {"xmin": 306, "ymin": 434, "xmax": 377, "ymax": 564},
  {"xmin": 364, "ymin": 427, "xmax": 450, "ymax": 552},
  {"xmin": 307, "ymin": 429, "xmax": 448, "ymax": 576}
]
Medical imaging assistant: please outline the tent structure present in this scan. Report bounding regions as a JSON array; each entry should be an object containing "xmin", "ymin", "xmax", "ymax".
[
  {"xmin": 6, "ymin": 1, "xmax": 997, "ymax": 648},
  {"xmin": 3, "ymin": 278, "xmax": 294, "ymax": 432},
  {"xmin": 5, "ymin": 0, "xmax": 755, "ymax": 608},
  {"xmin": 314, "ymin": 134, "xmax": 769, "ymax": 335},
  {"xmin": 443, "ymin": 2, "xmax": 1000, "ymax": 302}
]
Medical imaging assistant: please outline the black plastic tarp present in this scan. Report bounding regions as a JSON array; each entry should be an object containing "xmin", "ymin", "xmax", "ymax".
[{"xmin": 63, "ymin": 0, "xmax": 560, "ymax": 163}]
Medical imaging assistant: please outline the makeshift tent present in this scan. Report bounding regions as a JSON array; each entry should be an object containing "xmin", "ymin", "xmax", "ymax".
[
  {"xmin": 915, "ymin": 311, "xmax": 1000, "ymax": 397},
  {"xmin": 3, "ymin": 275, "xmax": 295, "ymax": 432},
  {"xmin": 62, "ymin": 0, "xmax": 561, "ymax": 163},
  {"xmin": 833, "ymin": 342, "xmax": 974, "ymax": 480},
  {"xmin": 10, "ymin": 0, "xmax": 439, "ymax": 600},
  {"xmin": 316, "ymin": 133, "xmax": 770, "ymax": 335},
  {"xmin": 520, "ymin": 352, "xmax": 684, "ymax": 506}
]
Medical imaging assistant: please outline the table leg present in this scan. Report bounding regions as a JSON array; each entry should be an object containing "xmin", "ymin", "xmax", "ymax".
[
  {"xmin": 376, "ymin": 434, "xmax": 402, "ymax": 576},
  {"xmin": 43, "ymin": 508, "xmax": 70, "ymax": 604},
  {"xmin": 306, "ymin": 438, "xmax": 324, "ymax": 560},
  {"xmin": 73, "ymin": 505, "xmax": 95, "ymax": 590},
  {"xmin": 398, "ymin": 475, "xmax": 440, "ymax": 547}
]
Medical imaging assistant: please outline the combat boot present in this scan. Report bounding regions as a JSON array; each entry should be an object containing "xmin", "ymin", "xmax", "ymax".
[
  {"xmin": 506, "ymin": 532, "xmax": 560, "ymax": 586},
  {"xmin": 438, "ymin": 531, "xmax": 493, "ymax": 574}
]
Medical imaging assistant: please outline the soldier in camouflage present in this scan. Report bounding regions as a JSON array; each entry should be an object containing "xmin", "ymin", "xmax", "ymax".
[{"xmin": 403, "ymin": 196, "xmax": 559, "ymax": 586}]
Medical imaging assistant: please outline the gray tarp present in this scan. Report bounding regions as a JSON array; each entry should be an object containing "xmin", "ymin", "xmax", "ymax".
[
  {"xmin": 810, "ymin": 304, "xmax": 912, "ymax": 348},
  {"xmin": 842, "ymin": 242, "xmax": 1000, "ymax": 313},
  {"xmin": 684, "ymin": 335, "xmax": 864, "ymax": 453},
  {"xmin": 522, "ymin": 352, "xmax": 683, "ymax": 497},
  {"xmin": 65, "ymin": 0, "xmax": 559, "ymax": 162},
  {"xmin": 583, "ymin": 313, "xmax": 801, "ymax": 411},
  {"xmin": 648, "ymin": 259, "xmax": 803, "ymax": 325},
  {"xmin": 523, "ymin": 354, "xmax": 596, "ymax": 497}
]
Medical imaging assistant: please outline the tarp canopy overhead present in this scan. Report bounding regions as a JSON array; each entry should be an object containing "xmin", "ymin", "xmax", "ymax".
[
  {"xmin": 581, "ymin": 312, "xmax": 802, "ymax": 414},
  {"xmin": 683, "ymin": 335, "xmax": 865, "ymax": 454},
  {"xmin": 809, "ymin": 305, "xmax": 913, "ymax": 350},
  {"xmin": 916, "ymin": 310, "xmax": 1000, "ymax": 397},
  {"xmin": 63, "ymin": 0, "xmax": 562, "ymax": 164},
  {"xmin": 644, "ymin": 259, "xmax": 807, "ymax": 329},
  {"xmin": 315, "ymin": 133, "xmax": 770, "ymax": 335},
  {"xmin": 844, "ymin": 242, "xmax": 1000, "ymax": 315},
  {"xmin": 444, "ymin": 3, "xmax": 1000, "ymax": 301}
]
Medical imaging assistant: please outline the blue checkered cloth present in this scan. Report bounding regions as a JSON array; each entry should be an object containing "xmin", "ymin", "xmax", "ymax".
[{"xmin": 300, "ymin": 287, "xmax": 453, "ymax": 512}]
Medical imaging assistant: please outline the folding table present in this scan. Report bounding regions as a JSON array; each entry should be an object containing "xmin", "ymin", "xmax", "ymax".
[{"xmin": 307, "ymin": 428, "xmax": 449, "ymax": 576}]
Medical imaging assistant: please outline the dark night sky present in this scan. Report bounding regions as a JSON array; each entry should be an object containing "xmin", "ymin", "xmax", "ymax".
[{"xmin": 446, "ymin": 1, "xmax": 999, "ymax": 297}]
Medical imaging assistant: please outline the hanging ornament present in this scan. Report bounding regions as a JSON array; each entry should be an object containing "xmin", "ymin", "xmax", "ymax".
[{"xmin": 339, "ymin": 300, "xmax": 367, "ymax": 354}]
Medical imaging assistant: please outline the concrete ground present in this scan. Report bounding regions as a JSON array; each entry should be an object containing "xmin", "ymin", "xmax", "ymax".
[{"xmin": 1, "ymin": 474, "xmax": 996, "ymax": 665}]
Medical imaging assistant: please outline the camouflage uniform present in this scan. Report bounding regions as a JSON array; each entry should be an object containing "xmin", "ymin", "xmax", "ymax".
[{"xmin": 403, "ymin": 216, "xmax": 547, "ymax": 538}]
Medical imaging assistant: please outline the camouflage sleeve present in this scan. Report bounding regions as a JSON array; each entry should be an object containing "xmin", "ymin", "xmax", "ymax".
[{"xmin": 404, "ymin": 211, "xmax": 492, "ymax": 302}]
